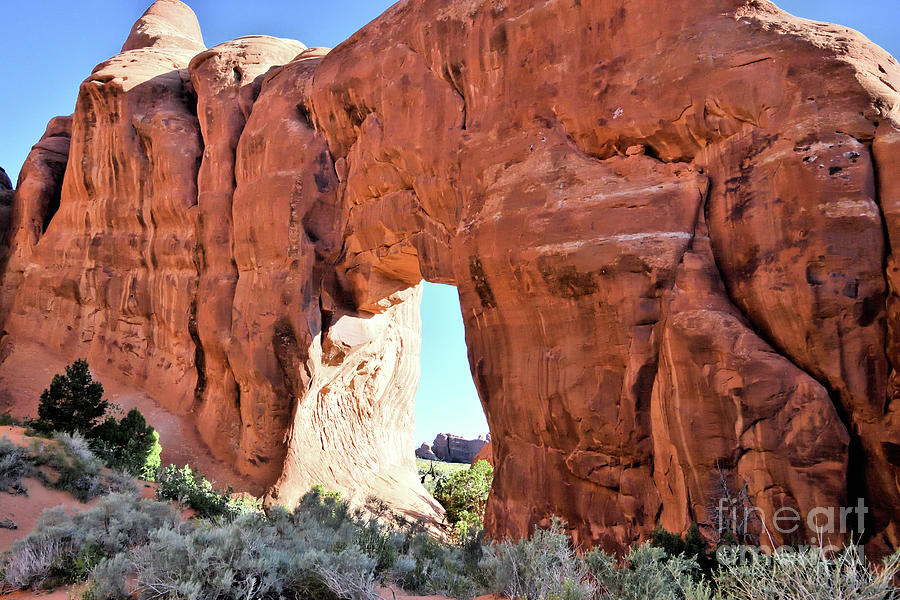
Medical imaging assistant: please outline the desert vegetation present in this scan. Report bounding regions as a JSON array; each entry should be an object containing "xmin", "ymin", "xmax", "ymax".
[
  {"xmin": 3, "ymin": 482, "xmax": 899, "ymax": 599},
  {"xmin": 155, "ymin": 463, "xmax": 260, "ymax": 520},
  {"xmin": 26, "ymin": 359, "xmax": 161, "ymax": 480},
  {"xmin": 419, "ymin": 458, "xmax": 493, "ymax": 538},
  {"xmin": 0, "ymin": 431, "xmax": 136, "ymax": 501},
  {"xmin": 0, "ymin": 487, "xmax": 487, "ymax": 599}
]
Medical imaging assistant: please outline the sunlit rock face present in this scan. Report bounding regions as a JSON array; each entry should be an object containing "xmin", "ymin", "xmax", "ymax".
[{"xmin": 3, "ymin": 0, "xmax": 900, "ymax": 553}]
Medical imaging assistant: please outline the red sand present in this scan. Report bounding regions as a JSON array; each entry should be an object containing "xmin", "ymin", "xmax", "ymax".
[
  {"xmin": 0, "ymin": 427, "xmax": 103, "ymax": 553},
  {"xmin": 0, "ymin": 342, "xmax": 259, "ymax": 494}
]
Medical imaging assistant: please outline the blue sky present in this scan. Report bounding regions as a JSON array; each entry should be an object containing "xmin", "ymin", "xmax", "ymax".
[{"xmin": 0, "ymin": 1, "xmax": 897, "ymax": 447}]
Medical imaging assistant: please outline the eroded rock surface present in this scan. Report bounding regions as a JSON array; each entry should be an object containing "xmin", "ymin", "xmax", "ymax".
[
  {"xmin": 0, "ymin": 117, "xmax": 71, "ymax": 325},
  {"xmin": 472, "ymin": 442, "xmax": 493, "ymax": 466},
  {"xmin": 2, "ymin": 0, "xmax": 900, "ymax": 552}
]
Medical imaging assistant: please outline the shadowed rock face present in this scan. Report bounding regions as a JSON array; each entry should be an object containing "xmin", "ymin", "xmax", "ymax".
[
  {"xmin": 0, "ymin": 117, "xmax": 72, "ymax": 325},
  {"xmin": 2, "ymin": 0, "xmax": 900, "ymax": 552}
]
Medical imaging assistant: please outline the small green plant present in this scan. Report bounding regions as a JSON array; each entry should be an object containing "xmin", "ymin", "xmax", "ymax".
[
  {"xmin": 155, "ymin": 464, "xmax": 255, "ymax": 520},
  {"xmin": 650, "ymin": 523, "xmax": 716, "ymax": 575},
  {"xmin": 0, "ymin": 411, "xmax": 22, "ymax": 426},
  {"xmin": 432, "ymin": 459, "xmax": 493, "ymax": 537},
  {"xmin": 92, "ymin": 408, "xmax": 162, "ymax": 480},
  {"xmin": 311, "ymin": 483, "xmax": 343, "ymax": 502},
  {"xmin": 29, "ymin": 432, "xmax": 136, "ymax": 501}
]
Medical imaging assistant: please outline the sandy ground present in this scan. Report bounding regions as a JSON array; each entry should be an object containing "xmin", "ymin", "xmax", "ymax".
[
  {"xmin": 0, "ymin": 476, "xmax": 100, "ymax": 554},
  {"xmin": 0, "ymin": 426, "xmax": 104, "ymax": 554},
  {"xmin": 0, "ymin": 341, "xmax": 260, "ymax": 495}
]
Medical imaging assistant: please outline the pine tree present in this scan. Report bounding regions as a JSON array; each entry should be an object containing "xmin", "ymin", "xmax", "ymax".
[{"xmin": 34, "ymin": 359, "xmax": 107, "ymax": 435}]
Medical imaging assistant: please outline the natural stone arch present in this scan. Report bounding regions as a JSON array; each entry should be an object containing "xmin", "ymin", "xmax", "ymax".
[
  {"xmin": 300, "ymin": 0, "xmax": 900, "ymax": 552},
  {"xmin": 1, "ymin": 0, "xmax": 900, "ymax": 555}
]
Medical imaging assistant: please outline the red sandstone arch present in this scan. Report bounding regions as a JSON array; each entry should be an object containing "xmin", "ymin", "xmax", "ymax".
[{"xmin": 1, "ymin": 0, "xmax": 900, "ymax": 554}]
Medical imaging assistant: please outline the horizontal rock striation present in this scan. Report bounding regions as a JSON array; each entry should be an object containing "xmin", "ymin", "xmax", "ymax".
[{"xmin": 1, "ymin": 0, "xmax": 900, "ymax": 552}]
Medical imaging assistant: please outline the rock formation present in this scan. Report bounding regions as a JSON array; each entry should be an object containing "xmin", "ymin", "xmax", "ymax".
[
  {"xmin": 0, "ymin": 118, "xmax": 71, "ymax": 325},
  {"xmin": 431, "ymin": 433, "xmax": 490, "ymax": 464},
  {"xmin": 2, "ymin": 0, "xmax": 900, "ymax": 553},
  {"xmin": 416, "ymin": 443, "xmax": 439, "ymax": 462}
]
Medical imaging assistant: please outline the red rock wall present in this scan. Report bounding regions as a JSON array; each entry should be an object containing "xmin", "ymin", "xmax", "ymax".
[
  {"xmin": 3, "ymin": 1, "xmax": 205, "ymax": 407},
  {"xmin": 0, "ymin": 116, "xmax": 71, "ymax": 326},
  {"xmin": 188, "ymin": 36, "xmax": 308, "ymax": 480},
  {"xmin": 2, "ymin": 0, "xmax": 900, "ymax": 552}
]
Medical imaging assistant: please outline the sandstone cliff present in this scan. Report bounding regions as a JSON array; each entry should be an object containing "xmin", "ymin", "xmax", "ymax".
[
  {"xmin": 1, "ymin": 0, "xmax": 900, "ymax": 553},
  {"xmin": 431, "ymin": 433, "xmax": 490, "ymax": 464}
]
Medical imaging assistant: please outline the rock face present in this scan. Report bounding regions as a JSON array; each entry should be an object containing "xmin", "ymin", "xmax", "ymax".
[
  {"xmin": 2, "ymin": 0, "xmax": 900, "ymax": 553},
  {"xmin": 472, "ymin": 442, "xmax": 493, "ymax": 466},
  {"xmin": 431, "ymin": 433, "xmax": 490, "ymax": 464},
  {"xmin": 0, "ymin": 118, "xmax": 71, "ymax": 325}
]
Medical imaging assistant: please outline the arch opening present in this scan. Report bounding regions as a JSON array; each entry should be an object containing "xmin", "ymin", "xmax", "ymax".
[{"xmin": 414, "ymin": 281, "xmax": 489, "ymax": 455}]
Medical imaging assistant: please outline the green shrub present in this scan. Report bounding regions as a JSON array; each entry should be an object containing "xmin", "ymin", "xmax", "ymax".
[
  {"xmin": 30, "ymin": 359, "xmax": 107, "ymax": 437},
  {"xmin": 481, "ymin": 517, "xmax": 596, "ymax": 600},
  {"xmin": 432, "ymin": 460, "xmax": 493, "ymax": 537},
  {"xmin": 155, "ymin": 464, "xmax": 254, "ymax": 520},
  {"xmin": 0, "ymin": 411, "xmax": 22, "ymax": 426},
  {"xmin": 85, "ymin": 490, "xmax": 382, "ymax": 600},
  {"xmin": 650, "ymin": 523, "xmax": 716, "ymax": 575},
  {"xmin": 92, "ymin": 409, "xmax": 162, "ymax": 480},
  {"xmin": 28, "ymin": 361, "xmax": 161, "ymax": 482},
  {"xmin": 115, "ymin": 515, "xmax": 376, "ymax": 600},
  {"xmin": 585, "ymin": 543, "xmax": 709, "ymax": 600},
  {"xmin": 393, "ymin": 531, "xmax": 484, "ymax": 599},
  {"xmin": 60, "ymin": 487, "xmax": 482, "ymax": 600}
]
